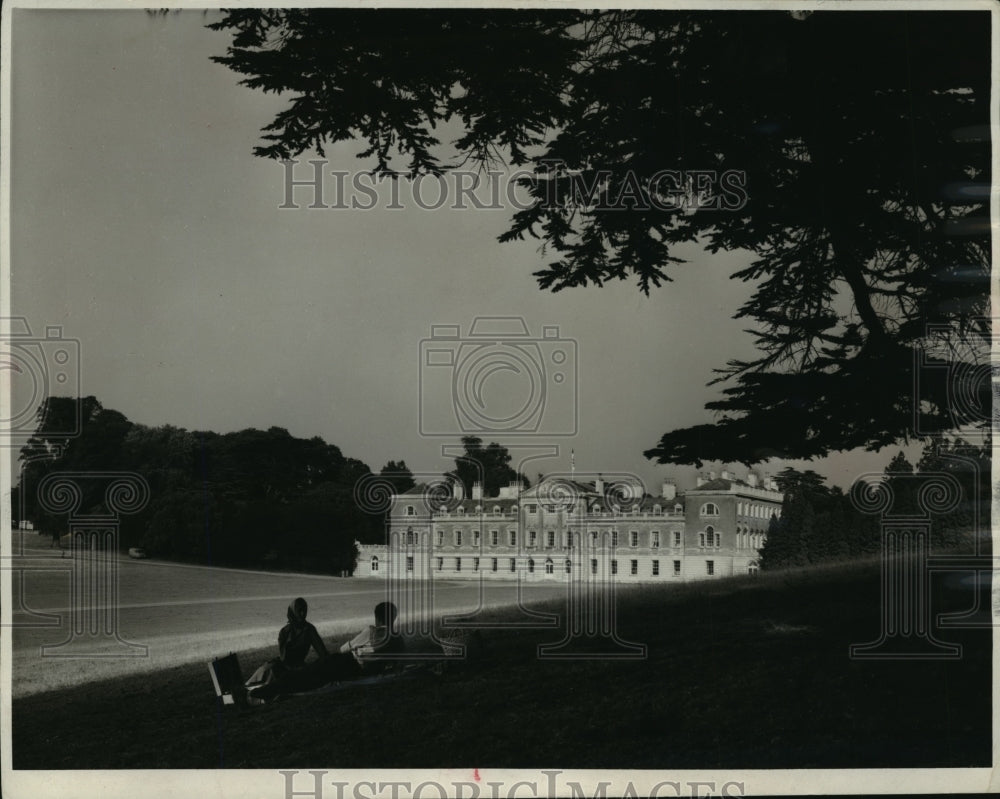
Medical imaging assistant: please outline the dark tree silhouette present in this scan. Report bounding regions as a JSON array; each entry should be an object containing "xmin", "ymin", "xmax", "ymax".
[
  {"xmin": 451, "ymin": 435, "xmax": 528, "ymax": 498},
  {"xmin": 17, "ymin": 397, "xmax": 377, "ymax": 572},
  {"xmin": 210, "ymin": 9, "xmax": 991, "ymax": 465},
  {"xmin": 379, "ymin": 460, "xmax": 416, "ymax": 495}
]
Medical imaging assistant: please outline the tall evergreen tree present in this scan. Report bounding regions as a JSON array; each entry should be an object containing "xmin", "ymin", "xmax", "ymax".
[{"xmin": 210, "ymin": 9, "xmax": 990, "ymax": 465}]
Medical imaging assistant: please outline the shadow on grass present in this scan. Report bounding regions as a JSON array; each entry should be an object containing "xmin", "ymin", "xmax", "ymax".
[{"xmin": 12, "ymin": 557, "xmax": 991, "ymax": 769}]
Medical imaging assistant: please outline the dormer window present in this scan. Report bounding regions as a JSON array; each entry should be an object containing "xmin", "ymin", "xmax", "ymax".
[{"xmin": 405, "ymin": 505, "xmax": 415, "ymax": 517}]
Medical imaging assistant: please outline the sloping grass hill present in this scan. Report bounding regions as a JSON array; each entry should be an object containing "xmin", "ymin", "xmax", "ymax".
[{"xmin": 13, "ymin": 558, "xmax": 990, "ymax": 769}]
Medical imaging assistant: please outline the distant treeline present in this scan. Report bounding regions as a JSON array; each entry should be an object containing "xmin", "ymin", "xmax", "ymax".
[
  {"xmin": 761, "ymin": 440, "xmax": 990, "ymax": 570},
  {"xmin": 14, "ymin": 397, "xmax": 407, "ymax": 574}
]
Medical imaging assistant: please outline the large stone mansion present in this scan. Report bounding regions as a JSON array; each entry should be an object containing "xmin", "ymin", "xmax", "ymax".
[{"xmin": 355, "ymin": 469, "xmax": 783, "ymax": 583}]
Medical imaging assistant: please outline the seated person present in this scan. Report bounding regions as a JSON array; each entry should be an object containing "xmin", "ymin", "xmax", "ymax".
[
  {"xmin": 246, "ymin": 597, "xmax": 328, "ymax": 693},
  {"xmin": 339, "ymin": 601, "xmax": 405, "ymax": 672},
  {"xmin": 247, "ymin": 601, "xmax": 405, "ymax": 702}
]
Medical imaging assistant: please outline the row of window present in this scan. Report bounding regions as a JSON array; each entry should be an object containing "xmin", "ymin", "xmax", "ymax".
[
  {"xmin": 372, "ymin": 556, "xmax": 721, "ymax": 577},
  {"xmin": 403, "ymin": 500, "xmax": 781, "ymax": 521},
  {"xmin": 397, "ymin": 527, "xmax": 759, "ymax": 550},
  {"xmin": 372, "ymin": 554, "xmax": 761, "ymax": 577},
  {"xmin": 736, "ymin": 530, "xmax": 766, "ymax": 549},
  {"xmin": 403, "ymin": 503, "xmax": 691, "ymax": 518},
  {"xmin": 737, "ymin": 501, "xmax": 779, "ymax": 520},
  {"xmin": 403, "ymin": 529, "xmax": 692, "ymax": 548}
]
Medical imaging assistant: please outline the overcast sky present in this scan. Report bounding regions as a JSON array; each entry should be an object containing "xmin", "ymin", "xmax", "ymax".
[{"xmin": 8, "ymin": 9, "xmax": 916, "ymax": 492}]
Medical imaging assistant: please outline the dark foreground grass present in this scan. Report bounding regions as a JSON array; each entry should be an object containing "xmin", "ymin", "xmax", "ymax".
[{"xmin": 13, "ymin": 558, "xmax": 991, "ymax": 769}]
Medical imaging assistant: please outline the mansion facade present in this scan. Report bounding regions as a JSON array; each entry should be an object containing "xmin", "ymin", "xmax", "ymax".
[{"xmin": 355, "ymin": 470, "xmax": 783, "ymax": 583}]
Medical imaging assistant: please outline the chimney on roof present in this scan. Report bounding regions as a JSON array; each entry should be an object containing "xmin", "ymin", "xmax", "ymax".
[
  {"xmin": 452, "ymin": 481, "xmax": 465, "ymax": 501},
  {"xmin": 708, "ymin": 470, "xmax": 717, "ymax": 481},
  {"xmin": 662, "ymin": 481, "xmax": 676, "ymax": 501},
  {"xmin": 747, "ymin": 472, "xmax": 758, "ymax": 488},
  {"xmin": 696, "ymin": 475, "xmax": 707, "ymax": 488},
  {"xmin": 471, "ymin": 482, "xmax": 482, "ymax": 501},
  {"xmin": 595, "ymin": 474, "xmax": 604, "ymax": 494},
  {"xmin": 721, "ymin": 469, "xmax": 731, "ymax": 481}
]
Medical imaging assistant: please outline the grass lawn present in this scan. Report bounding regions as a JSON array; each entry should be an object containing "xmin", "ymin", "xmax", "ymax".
[{"xmin": 12, "ymin": 558, "xmax": 990, "ymax": 769}]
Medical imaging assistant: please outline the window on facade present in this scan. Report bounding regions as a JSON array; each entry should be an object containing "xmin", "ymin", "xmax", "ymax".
[
  {"xmin": 528, "ymin": 530, "xmax": 537, "ymax": 547},
  {"xmin": 706, "ymin": 560, "xmax": 715, "ymax": 575},
  {"xmin": 698, "ymin": 533, "xmax": 706, "ymax": 547},
  {"xmin": 748, "ymin": 564, "xmax": 759, "ymax": 575},
  {"xmin": 673, "ymin": 531, "xmax": 682, "ymax": 547},
  {"xmin": 473, "ymin": 557, "xmax": 480, "ymax": 571},
  {"xmin": 405, "ymin": 506, "xmax": 415, "ymax": 516},
  {"xmin": 436, "ymin": 557, "xmax": 443, "ymax": 571},
  {"xmin": 590, "ymin": 531, "xmax": 598, "ymax": 547},
  {"xmin": 706, "ymin": 525, "xmax": 715, "ymax": 547},
  {"xmin": 455, "ymin": 530, "xmax": 463, "ymax": 546},
  {"xmin": 630, "ymin": 559, "xmax": 638, "ymax": 575},
  {"xmin": 546, "ymin": 530, "xmax": 555, "ymax": 548},
  {"xmin": 565, "ymin": 559, "xmax": 572, "ymax": 574},
  {"xmin": 545, "ymin": 558, "xmax": 554, "ymax": 574},
  {"xmin": 491, "ymin": 558, "xmax": 498, "ymax": 572},
  {"xmin": 701, "ymin": 503, "xmax": 720, "ymax": 517},
  {"xmin": 611, "ymin": 559, "xmax": 618, "ymax": 575},
  {"xmin": 456, "ymin": 557, "xmax": 462, "ymax": 571},
  {"xmin": 652, "ymin": 559, "xmax": 660, "ymax": 576},
  {"xmin": 528, "ymin": 558, "xmax": 535, "ymax": 574},
  {"xmin": 651, "ymin": 531, "xmax": 660, "ymax": 548},
  {"xmin": 509, "ymin": 530, "xmax": 517, "ymax": 546},
  {"xmin": 527, "ymin": 504, "xmax": 537, "ymax": 514},
  {"xmin": 494, "ymin": 506, "xmax": 502, "ymax": 516},
  {"xmin": 472, "ymin": 529, "xmax": 480, "ymax": 546},
  {"xmin": 405, "ymin": 527, "xmax": 415, "ymax": 545},
  {"xmin": 436, "ymin": 530, "xmax": 444, "ymax": 546},
  {"xmin": 509, "ymin": 558, "xmax": 516, "ymax": 572},
  {"xmin": 490, "ymin": 530, "xmax": 499, "ymax": 546},
  {"xmin": 611, "ymin": 530, "xmax": 619, "ymax": 547},
  {"xmin": 591, "ymin": 559, "xmax": 598, "ymax": 575},
  {"xmin": 564, "ymin": 531, "xmax": 572, "ymax": 549},
  {"xmin": 406, "ymin": 556, "xmax": 414, "ymax": 572},
  {"xmin": 630, "ymin": 530, "xmax": 638, "ymax": 548},
  {"xmin": 673, "ymin": 560, "xmax": 681, "ymax": 575},
  {"xmin": 371, "ymin": 556, "xmax": 379, "ymax": 572}
]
